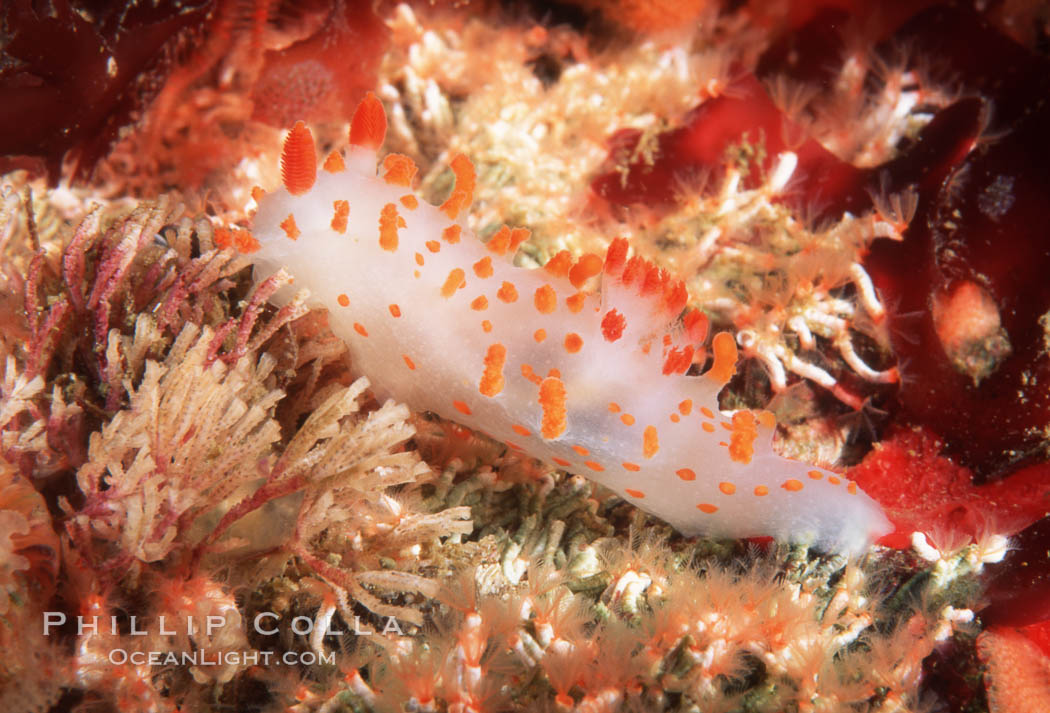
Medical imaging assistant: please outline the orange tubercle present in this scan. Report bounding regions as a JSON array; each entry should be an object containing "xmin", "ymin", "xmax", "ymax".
[
  {"xmin": 539, "ymin": 376, "xmax": 567, "ymax": 439},
  {"xmin": 331, "ymin": 200, "xmax": 349, "ymax": 234},
  {"xmin": 534, "ymin": 285, "xmax": 557, "ymax": 314},
  {"xmin": 378, "ymin": 203, "xmax": 401, "ymax": 251},
  {"xmin": 569, "ymin": 253, "xmax": 603, "ymax": 289},
  {"xmin": 708, "ymin": 332, "xmax": 738, "ymax": 384},
  {"xmin": 280, "ymin": 214, "xmax": 300, "ymax": 240},
  {"xmin": 323, "ymin": 151, "xmax": 345, "ymax": 173},
  {"xmin": 479, "ymin": 343, "xmax": 507, "ymax": 397},
  {"xmin": 440, "ymin": 154, "xmax": 476, "ymax": 220},
  {"xmin": 441, "ymin": 269, "xmax": 466, "ymax": 298},
  {"xmin": 382, "ymin": 153, "xmax": 418, "ymax": 187},
  {"xmin": 643, "ymin": 425, "xmax": 659, "ymax": 458}
]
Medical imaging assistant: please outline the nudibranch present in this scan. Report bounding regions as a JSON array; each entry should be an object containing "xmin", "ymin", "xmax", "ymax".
[{"xmin": 238, "ymin": 93, "xmax": 892, "ymax": 554}]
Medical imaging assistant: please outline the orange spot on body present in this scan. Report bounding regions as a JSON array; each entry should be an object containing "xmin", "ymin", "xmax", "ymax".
[
  {"xmin": 808, "ymin": 470, "xmax": 824, "ymax": 480},
  {"xmin": 280, "ymin": 214, "xmax": 300, "ymax": 240},
  {"xmin": 497, "ymin": 281, "xmax": 518, "ymax": 303},
  {"xmin": 622, "ymin": 462, "xmax": 640, "ymax": 471},
  {"xmin": 415, "ymin": 252, "xmax": 424, "ymax": 266},
  {"xmin": 533, "ymin": 329, "xmax": 546, "ymax": 343},
  {"xmin": 402, "ymin": 355, "xmax": 415, "ymax": 369},
  {"xmin": 625, "ymin": 489, "xmax": 645, "ymax": 498},
  {"xmin": 601, "ymin": 309, "xmax": 626, "ymax": 342},
  {"xmin": 552, "ymin": 457, "xmax": 571, "ymax": 467},
  {"xmin": 564, "ymin": 333, "xmax": 583, "ymax": 353},
  {"xmin": 251, "ymin": 185, "xmax": 266, "ymax": 203},
  {"xmin": 848, "ymin": 481, "xmax": 858, "ymax": 494},
  {"xmin": 453, "ymin": 400, "xmax": 472, "ymax": 415},
  {"xmin": 608, "ymin": 402, "xmax": 621, "ymax": 413},
  {"xmin": 350, "ymin": 91, "xmax": 386, "ymax": 150},
  {"xmin": 702, "ymin": 422, "xmax": 715, "ymax": 433},
  {"xmin": 700, "ymin": 407, "xmax": 715, "ymax": 418},
  {"xmin": 479, "ymin": 343, "xmax": 506, "ymax": 397},
  {"xmin": 678, "ymin": 400, "xmax": 692, "ymax": 415},
  {"xmin": 471, "ymin": 296, "xmax": 488, "ymax": 311},
  {"xmin": 379, "ymin": 203, "xmax": 401, "ymax": 251},
  {"xmin": 621, "ymin": 414, "xmax": 635, "ymax": 426},
  {"xmin": 708, "ymin": 332, "xmax": 738, "ymax": 384},
  {"xmin": 697, "ymin": 503, "xmax": 718, "ymax": 514},
  {"xmin": 572, "ymin": 445, "xmax": 589, "ymax": 456},
  {"xmin": 400, "ymin": 194, "xmax": 418, "ymax": 210},
  {"xmin": 521, "ymin": 364, "xmax": 542, "ymax": 385},
  {"xmin": 426, "ymin": 240, "xmax": 441, "ymax": 253},
  {"xmin": 388, "ymin": 304, "xmax": 401, "ymax": 317},
  {"xmin": 534, "ymin": 285, "xmax": 557, "ymax": 314},
  {"xmin": 481, "ymin": 320, "xmax": 493, "ymax": 332},
  {"xmin": 441, "ymin": 268, "xmax": 466, "ymax": 298},
  {"xmin": 782, "ymin": 479, "xmax": 804, "ymax": 492},
  {"xmin": 566, "ymin": 293, "xmax": 586, "ymax": 313},
  {"xmin": 828, "ymin": 476, "xmax": 841, "ymax": 485},
  {"xmin": 754, "ymin": 485, "xmax": 769, "ymax": 496},
  {"xmin": 728, "ymin": 411, "xmax": 759, "ymax": 464},
  {"xmin": 331, "ymin": 200, "xmax": 349, "ymax": 233},
  {"xmin": 443, "ymin": 224, "xmax": 462, "ymax": 244},
  {"xmin": 676, "ymin": 468, "xmax": 696, "ymax": 481},
  {"xmin": 281, "ymin": 121, "xmax": 317, "ymax": 195},
  {"xmin": 539, "ymin": 376, "xmax": 567, "ymax": 439},
  {"xmin": 719, "ymin": 481, "xmax": 736, "ymax": 495},
  {"xmin": 337, "ymin": 294, "xmax": 350, "ymax": 307},
  {"xmin": 473, "ymin": 256, "xmax": 493, "ymax": 278},
  {"xmin": 382, "ymin": 153, "xmax": 418, "ymax": 187},
  {"xmin": 643, "ymin": 425, "xmax": 659, "ymax": 458},
  {"xmin": 440, "ymin": 154, "xmax": 476, "ymax": 220},
  {"xmin": 670, "ymin": 414, "xmax": 681, "ymax": 423},
  {"xmin": 512, "ymin": 424, "xmax": 531, "ymax": 437},
  {"xmin": 323, "ymin": 151, "xmax": 345, "ymax": 173},
  {"xmin": 353, "ymin": 322, "xmax": 368, "ymax": 337},
  {"xmin": 584, "ymin": 460, "xmax": 604, "ymax": 471}
]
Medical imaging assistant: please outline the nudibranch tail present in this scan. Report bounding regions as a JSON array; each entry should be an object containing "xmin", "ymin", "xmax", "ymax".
[{"xmin": 244, "ymin": 96, "xmax": 893, "ymax": 555}]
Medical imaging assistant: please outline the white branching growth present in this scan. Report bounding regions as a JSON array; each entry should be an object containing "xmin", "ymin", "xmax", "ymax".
[{"xmin": 67, "ymin": 324, "xmax": 284, "ymax": 565}]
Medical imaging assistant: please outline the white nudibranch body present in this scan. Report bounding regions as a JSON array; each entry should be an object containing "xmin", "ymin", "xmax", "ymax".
[{"xmin": 244, "ymin": 94, "xmax": 892, "ymax": 554}]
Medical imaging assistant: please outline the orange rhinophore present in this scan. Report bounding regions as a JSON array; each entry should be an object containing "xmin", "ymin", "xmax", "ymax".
[
  {"xmin": 349, "ymin": 91, "xmax": 387, "ymax": 150},
  {"xmin": 281, "ymin": 121, "xmax": 317, "ymax": 195}
]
